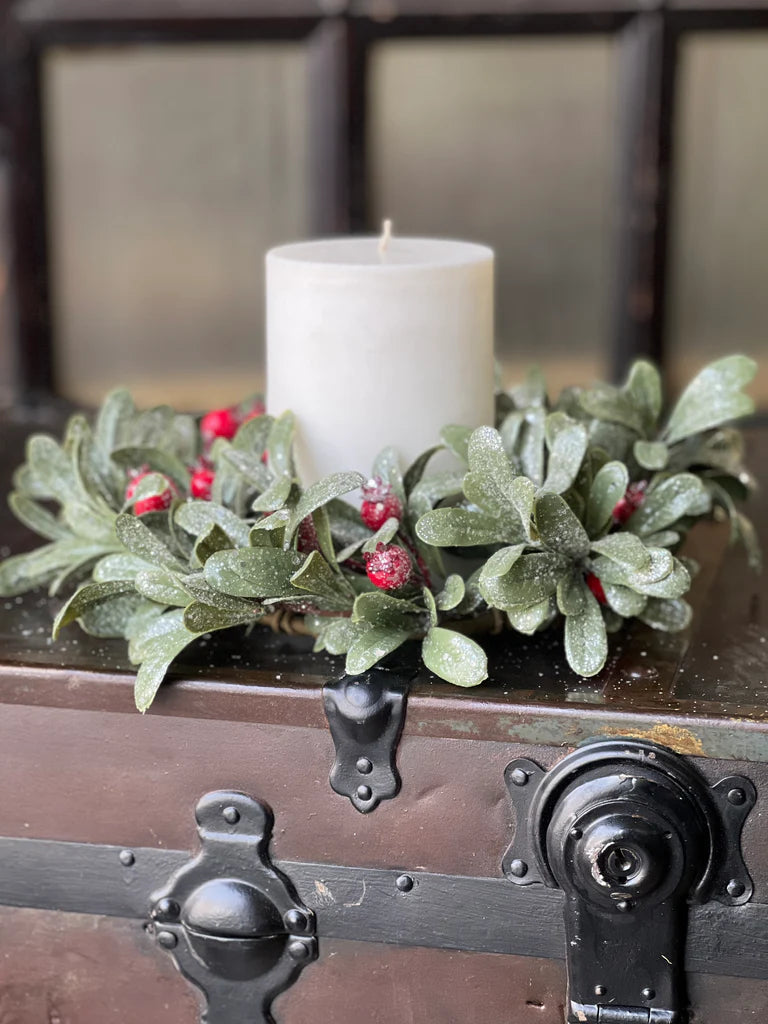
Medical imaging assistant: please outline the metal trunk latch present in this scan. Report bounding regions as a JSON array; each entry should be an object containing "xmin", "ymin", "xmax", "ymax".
[
  {"xmin": 323, "ymin": 667, "xmax": 410, "ymax": 813},
  {"xmin": 503, "ymin": 739, "xmax": 755, "ymax": 1024},
  {"xmin": 148, "ymin": 791, "xmax": 317, "ymax": 1024}
]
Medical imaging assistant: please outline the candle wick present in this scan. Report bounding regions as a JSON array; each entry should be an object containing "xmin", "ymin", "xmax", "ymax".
[{"xmin": 378, "ymin": 219, "xmax": 393, "ymax": 255}]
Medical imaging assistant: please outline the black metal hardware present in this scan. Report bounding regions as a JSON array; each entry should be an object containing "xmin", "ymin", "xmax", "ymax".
[
  {"xmin": 0, "ymin": 827, "xmax": 768, "ymax": 978},
  {"xmin": 148, "ymin": 791, "xmax": 317, "ymax": 1024},
  {"xmin": 503, "ymin": 738, "xmax": 755, "ymax": 1024},
  {"xmin": 323, "ymin": 668, "xmax": 410, "ymax": 812}
]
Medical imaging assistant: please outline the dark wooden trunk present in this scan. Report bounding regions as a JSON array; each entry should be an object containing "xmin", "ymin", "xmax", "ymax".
[{"xmin": 1, "ymin": 415, "xmax": 767, "ymax": 1022}]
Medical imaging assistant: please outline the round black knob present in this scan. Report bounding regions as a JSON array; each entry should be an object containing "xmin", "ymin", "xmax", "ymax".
[{"xmin": 183, "ymin": 879, "xmax": 282, "ymax": 939}]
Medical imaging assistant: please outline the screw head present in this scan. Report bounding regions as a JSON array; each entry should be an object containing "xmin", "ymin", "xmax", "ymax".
[
  {"xmin": 570, "ymin": 827, "xmax": 583, "ymax": 840},
  {"xmin": 642, "ymin": 988, "xmax": 656, "ymax": 1000},
  {"xmin": 727, "ymin": 879, "xmax": 746, "ymax": 898},
  {"xmin": 287, "ymin": 938, "xmax": 311, "ymax": 961},
  {"xmin": 615, "ymin": 899, "xmax": 633, "ymax": 913},
  {"xmin": 356, "ymin": 785, "xmax": 373, "ymax": 801},
  {"xmin": 727, "ymin": 788, "xmax": 746, "ymax": 806},
  {"xmin": 509, "ymin": 859, "xmax": 528, "ymax": 878},
  {"xmin": 594, "ymin": 985, "xmax": 607, "ymax": 997},
  {"xmin": 284, "ymin": 909, "xmax": 308, "ymax": 932},
  {"xmin": 356, "ymin": 757, "xmax": 373, "ymax": 774},
  {"xmin": 396, "ymin": 874, "xmax": 414, "ymax": 893},
  {"xmin": 223, "ymin": 806, "xmax": 240, "ymax": 824},
  {"xmin": 510, "ymin": 767, "xmax": 529, "ymax": 787},
  {"xmin": 119, "ymin": 849, "xmax": 135, "ymax": 867},
  {"xmin": 156, "ymin": 930, "xmax": 178, "ymax": 949},
  {"xmin": 153, "ymin": 898, "xmax": 180, "ymax": 921}
]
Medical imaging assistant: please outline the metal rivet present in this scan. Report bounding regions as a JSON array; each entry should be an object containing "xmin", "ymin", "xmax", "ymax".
[
  {"xmin": 284, "ymin": 909, "xmax": 308, "ymax": 932},
  {"xmin": 287, "ymin": 939, "xmax": 311, "ymax": 961},
  {"xmin": 727, "ymin": 788, "xmax": 746, "ymax": 806},
  {"xmin": 727, "ymin": 879, "xmax": 745, "ymax": 898},
  {"xmin": 616, "ymin": 899, "xmax": 633, "ymax": 913},
  {"xmin": 594, "ymin": 985, "xmax": 607, "ymax": 997},
  {"xmin": 153, "ymin": 898, "xmax": 180, "ymax": 921},
  {"xmin": 396, "ymin": 874, "xmax": 414, "ymax": 893},
  {"xmin": 223, "ymin": 806, "xmax": 240, "ymax": 824},
  {"xmin": 119, "ymin": 849, "xmax": 135, "ymax": 867},
  {"xmin": 356, "ymin": 757, "xmax": 373, "ymax": 774},
  {"xmin": 157, "ymin": 930, "xmax": 177, "ymax": 949},
  {"xmin": 510, "ymin": 767, "xmax": 529, "ymax": 787},
  {"xmin": 356, "ymin": 785, "xmax": 372, "ymax": 801},
  {"xmin": 570, "ymin": 827, "xmax": 582, "ymax": 840},
  {"xmin": 509, "ymin": 859, "xmax": 528, "ymax": 878},
  {"xmin": 642, "ymin": 988, "xmax": 656, "ymax": 1000}
]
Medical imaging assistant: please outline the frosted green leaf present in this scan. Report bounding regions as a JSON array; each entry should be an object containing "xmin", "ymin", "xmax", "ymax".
[
  {"xmin": 556, "ymin": 571, "xmax": 585, "ymax": 616},
  {"xmin": 480, "ymin": 551, "xmax": 570, "ymax": 609},
  {"xmin": 265, "ymin": 411, "xmax": 295, "ymax": 477},
  {"xmin": 563, "ymin": 576, "xmax": 608, "ymax": 677},
  {"xmin": 53, "ymin": 580, "xmax": 136, "ymax": 638},
  {"xmin": 633, "ymin": 440, "xmax": 669, "ymax": 471},
  {"xmin": 499, "ymin": 412, "xmax": 525, "ymax": 459},
  {"xmin": 540, "ymin": 417, "xmax": 588, "ymax": 495},
  {"xmin": 506, "ymin": 598, "xmax": 554, "ymax": 635},
  {"xmin": 638, "ymin": 597, "xmax": 692, "ymax": 632},
  {"xmin": 479, "ymin": 544, "xmax": 526, "ymax": 585},
  {"xmin": 624, "ymin": 360, "xmax": 662, "ymax": 434},
  {"xmin": 0, "ymin": 541, "xmax": 110, "ymax": 597},
  {"xmin": 633, "ymin": 561, "xmax": 691, "ymax": 599},
  {"xmin": 132, "ymin": 609, "xmax": 202, "ymax": 712},
  {"xmin": 603, "ymin": 582, "xmax": 647, "ymax": 618},
  {"xmin": 664, "ymin": 356, "xmax": 757, "ymax": 444},
  {"xmin": 416, "ymin": 507, "xmax": 521, "ymax": 547},
  {"xmin": 290, "ymin": 551, "xmax": 351, "ymax": 607},
  {"xmin": 629, "ymin": 474, "xmax": 711, "ymax": 536},
  {"xmin": 407, "ymin": 472, "xmax": 464, "ymax": 519},
  {"xmin": 115, "ymin": 513, "xmax": 184, "ymax": 570},
  {"xmin": 510, "ymin": 476, "xmax": 537, "ymax": 540},
  {"xmin": 285, "ymin": 472, "xmax": 364, "ymax": 547},
  {"xmin": 519, "ymin": 408, "xmax": 546, "ymax": 485},
  {"xmin": 194, "ymin": 523, "xmax": 235, "ymax": 566},
  {"xmin": 352, "ymin": 590, "xmax": 421, "ymax": 629},
  {"xmin": 404, "ymin": 446, "xmax": 442, "ymax": 496},
  {"xmin": 585, "ymin": 461, "xmax": 628, "ymax": 539},
  {"xmin": 8, "ymin": 494, "xmax": 69, "ymax": 542},
  {"xmin": 346, "ymin": 626, "xmax": 410, "ymax": 675},
  {"xmin": 180, "ymin": 574, "xmax": 258, "ymax": 613},
  {"xmin": 373, "ymin": 447, "xmax": 405, "ymax": 503},
  {"xmin": 204, "ymin": 547, "xmax": 304, "ymax": 598},
  {"xmin": 422, "ymin": 627, "xmax": 488, "ymax": 687},
  {"xmin": 25, "ymin": 434, "xmax": 77, "ymax": 503},
  {"xmin": 135, "ymin": 568, "xmax": 190, "ymax": 606},
  {"xmin": 591, "ymin": 547, "xmax": 673, "ymax": 587},
  {"xmin": 251, "ymin": 473, "xmax": 292, "ymax": 513},
  {"xmin": 319, "ymin": 617, "xmax": 370, "ymax": 655},
  {"xmin": 589, "ymin": 533, "xmax": 652, "ymax": 571},
  {"xmin": 436, "ymin": 574, "xmax": 465, "ymax": 611},
  {"xmin": 535, "ymin": 492, "xmax": 590, "ymax": 560},
  {"xmin": 587, "ymin": 420, "xmax": 636, "ymax": 464},
  {"xmin": 92, "ymin": 552, "xmax": 151, "ymax": 582},
  {"xmin": 175, "ymin": 500, "xmax": 251, "ymax": 548},
  {"xmin": 423, "ymin": 586, "xmax": 438, "ymax": 626},
  {"xmin": 579, "ymin": 385, "xmax": 644, "ymax": 433},
  {"xmin": 183, "ymin": 601, "xmax": 255, "ymax": 633},
  {"xmin": 641, "ymin": 530, "xmax": 680, "ymax": 549},
  {"xmin": 111, "ymin": 447, "xmax": 189, "ymax": 492},
  {"xmin": 464, "ymin": 427, "xmax": 516, "ymax": 514},
  {"xmin": 362, "ymin": 516, "xmax": 400, "ymax": 554},
  {"xmin": 440, "ymin": 425, "xmax": 472, "ymax": 464},
  {"xmin": 79, "ymin": 593, "xmax": 149, "ymax": 638}
]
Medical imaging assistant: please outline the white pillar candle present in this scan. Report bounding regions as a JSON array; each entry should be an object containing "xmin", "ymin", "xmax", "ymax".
[{"xmin": 266, "ymin": 231, "xmax": 494, "ymax": 483}]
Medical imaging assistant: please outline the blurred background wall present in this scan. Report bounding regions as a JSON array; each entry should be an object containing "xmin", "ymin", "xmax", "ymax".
[{"xmin": 3, "ymin": 28, "xmax": 767, "ymax": 410}]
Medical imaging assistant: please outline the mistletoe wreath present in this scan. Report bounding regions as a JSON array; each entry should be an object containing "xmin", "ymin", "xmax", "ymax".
[{"xmin": 0, "ymin": 355, "xmax": 759, "ymax": 712}]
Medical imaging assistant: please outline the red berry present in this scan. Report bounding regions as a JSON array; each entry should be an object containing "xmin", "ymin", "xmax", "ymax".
[
  {"xmin": 361, "ymin": 477, "xmax": 403, "ymax": 531},
  {"xmin": 364, "ymin": 543, "xmax": 412, "ymax": 590},
  {"xmin": 200, "ymin": 407, "xmax": 240, "ymax": 444},
  {"xmin": 612, "ymin": 481, "xmax": 647, "ymax": 525},
  {"xmin": 585, "ymin": 571, "xmax": 607, "ymax": 605},
  {"xmin": 125, "ymin": 471, "xmax": 176, "ymax": 516},
  {"xmin": 190, "ymin": 468, "xmax": 215, "ymax": 500},
  {"xmin": 297, "ymin": 515, "xmax": 320, "ymax": 554}
]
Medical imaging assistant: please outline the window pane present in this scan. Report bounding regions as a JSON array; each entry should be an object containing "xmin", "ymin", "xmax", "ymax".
[
  {"xmin": 370, "ymin": 37, "xmax": 617, "ymax": 396},
  {"xmin": 45, "ymin": 44, "xmax": 309, "ymax": 410},
  {"xmin": 669, "ymin": 34, "xmax": 768, "ymax": 407}
]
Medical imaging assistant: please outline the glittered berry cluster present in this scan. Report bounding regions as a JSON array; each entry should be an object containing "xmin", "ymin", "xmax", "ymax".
[{"xmin": 0, "ymin": 357, "xmax": 759, "ymax": 711}]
